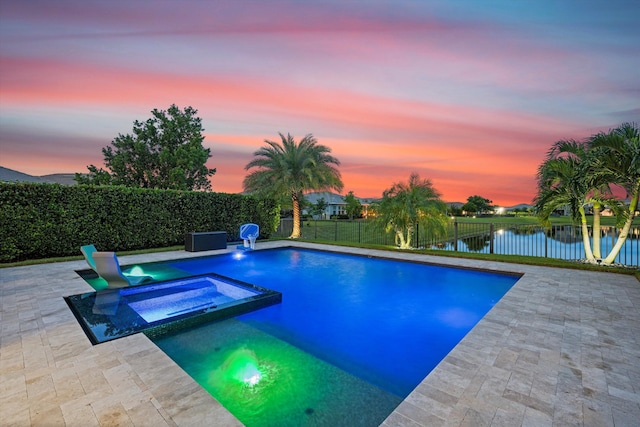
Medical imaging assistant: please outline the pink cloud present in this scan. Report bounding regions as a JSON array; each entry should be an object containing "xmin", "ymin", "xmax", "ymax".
[
  {"xmin": 0, "ymin": 54, "xmax": 576, "ymax": 205},
  {"xmin": 1, "ymin": 1, "xmax": 461, "ymax": 40},
  {"xmin": 2, "ymin": 1, "xmax": 637, "ymax": 208}
]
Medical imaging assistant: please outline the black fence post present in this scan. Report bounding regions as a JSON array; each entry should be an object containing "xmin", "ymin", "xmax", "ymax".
[
  {"xmin": 489, "ymin": 223, "xmax": 495, "ymax": 254},
  {"xmin": 544, "ymin": 227, "xmax": 548, "ymax": 258},
  {"xmin": 454, "ymin": 221, "xmax": 458, "ymax": 251}
]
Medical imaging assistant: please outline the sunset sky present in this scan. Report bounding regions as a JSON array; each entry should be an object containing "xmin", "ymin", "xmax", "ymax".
[{"xmin": 1, "ymin": 1, "xmax": 638, "ymax": 206}]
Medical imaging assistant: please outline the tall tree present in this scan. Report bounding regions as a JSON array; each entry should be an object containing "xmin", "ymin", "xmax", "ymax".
[
  {"xmin": 243, "ymin": 133, "xmax": 343, "ymax": 238},
  {"xmin": 461, "ymin": 201, "xmax": 478, "ymax": 217},
  {"xmin": 588, "ymin": 122, "xmax": 640, "ymax": 264},
  {"xmin": 370, "ymin": 173, "xmax": 448, "ymax": 249},
  {"xmin": 343, "ymin": 191, "xmax": 363, "ymax": 220},
  {"xmin": 311, "ymin": 197, "xmax": 328, "ymax": 220},
  {"xmin": 466, "ymin": 195, "xmax": 494, "ymax": 214},
  {"xmin": 76, "ymin": 105, "xmax": 215, "ymax": 191},
  {"xmin": 534, "ymin": 136, "xmax": 622, "ymax": 264},
  {"xmin": 534, "ymin": 140, "xmax": 597, "ymax": 262}
]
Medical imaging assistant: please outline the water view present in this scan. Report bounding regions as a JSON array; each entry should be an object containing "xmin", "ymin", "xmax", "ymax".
[{"xmin": 438, "ymin": 225, "xmax": 639, "ymax": 266}]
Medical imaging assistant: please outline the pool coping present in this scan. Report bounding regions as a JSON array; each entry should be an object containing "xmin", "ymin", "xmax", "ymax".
[{"xmin": 1, "ymin": 241, "xmax": 639, "ymax": 426}]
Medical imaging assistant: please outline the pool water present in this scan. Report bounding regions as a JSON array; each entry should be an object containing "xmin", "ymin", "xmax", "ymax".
[
  {"xmin": 151, "ymin": 248, "xmax": 520, "ymax": 426},
  {"xmin": 155, "ymin": 319, "xmax": 403, "ymax": 426}
]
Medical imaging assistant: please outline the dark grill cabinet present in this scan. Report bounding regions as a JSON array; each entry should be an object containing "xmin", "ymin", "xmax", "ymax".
[{"xmin": 185, "ymin": 231, "xmax": 227, "ymax": 252}]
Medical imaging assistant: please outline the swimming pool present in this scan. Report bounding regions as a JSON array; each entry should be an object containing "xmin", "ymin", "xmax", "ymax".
[{"xmin": 149, "ymin": 248, "xmax": 520, "ymax": 426}]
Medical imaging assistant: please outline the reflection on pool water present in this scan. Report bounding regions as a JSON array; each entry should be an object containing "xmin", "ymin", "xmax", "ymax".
[{"xmin": 150, "ymin": 248, "xmax": 521, "ymax": 426}]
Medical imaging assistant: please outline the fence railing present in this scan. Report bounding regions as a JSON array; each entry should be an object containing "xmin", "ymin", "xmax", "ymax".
[{"xmin": 275, "ymin": 219, "xmax": 640, "ymax": 267}]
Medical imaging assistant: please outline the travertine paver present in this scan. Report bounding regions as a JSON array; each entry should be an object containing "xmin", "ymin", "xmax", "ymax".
[
  {"xmin": 1, "ymin": 241, "xmax": 638, "ymax": 426},
  {"xmin": 1, "ymin": 247, "xmax": 243, "ymax": 427}
]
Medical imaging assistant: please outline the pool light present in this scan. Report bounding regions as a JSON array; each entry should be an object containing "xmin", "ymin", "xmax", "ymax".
[
  {"xmin": 238, "ymin": 363, "xmax": 262, "ymax": 386},
  {"xmin": 224, "ymin": 348, "xmax": 264, "ymax": 387}
]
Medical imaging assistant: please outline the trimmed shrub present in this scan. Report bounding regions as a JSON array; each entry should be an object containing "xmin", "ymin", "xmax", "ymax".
[{"xmin": 0, "ymin": 183, "xmax": 279, "ymax": 262}]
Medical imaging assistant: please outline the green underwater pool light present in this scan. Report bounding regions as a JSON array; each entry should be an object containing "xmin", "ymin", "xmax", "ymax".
[{"xmin": 225, "ymin": 348, "xmax": 264, "ymax": 386}]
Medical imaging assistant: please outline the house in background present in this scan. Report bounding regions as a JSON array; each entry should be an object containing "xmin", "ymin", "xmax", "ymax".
[{"xmin": 303, "ymin": 191, "xmax": 376, "ymax": 219}]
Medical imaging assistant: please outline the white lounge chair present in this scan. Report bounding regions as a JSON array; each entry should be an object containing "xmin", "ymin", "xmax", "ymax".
[
  {"xmin": 81, "ymin": 244, "xmax": 150, "ymax": 277},
  {"xmin": 92, "ymin": 251, "xmax": 151, "ymax": 289},
  {"xmin": 239, "ymin": 223, "xmax": 259, "ymax": 249}
]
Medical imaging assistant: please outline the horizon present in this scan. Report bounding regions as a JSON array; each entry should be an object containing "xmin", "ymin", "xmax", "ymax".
[{"xmin": 1, "ymin": 1, "xmax": 638, "ymax": 206}]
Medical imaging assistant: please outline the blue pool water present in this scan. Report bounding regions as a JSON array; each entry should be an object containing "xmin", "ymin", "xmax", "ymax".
[{"xmin": 152, "ymin": 248, "xmax": 520, "ymax": 425}]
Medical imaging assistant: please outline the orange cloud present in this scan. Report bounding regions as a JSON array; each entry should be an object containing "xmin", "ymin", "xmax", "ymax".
[{"xmin": 0, "ymin": 49, "xmax": 617, "ymax": 206}]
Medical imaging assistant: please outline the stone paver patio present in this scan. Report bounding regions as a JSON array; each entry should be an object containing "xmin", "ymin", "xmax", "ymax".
[{"xmin": 1, "ymin": 241, "xmax": 638, "ymax": 426}]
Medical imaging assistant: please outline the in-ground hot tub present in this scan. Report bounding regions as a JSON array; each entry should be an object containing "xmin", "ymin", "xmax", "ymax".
[{"xmin": 65, "ymin": 273, "xmax": 282, "ymax": 344}]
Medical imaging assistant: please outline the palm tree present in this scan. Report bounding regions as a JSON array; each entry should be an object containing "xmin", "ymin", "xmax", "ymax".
[
  {"xmin": 534, "ymin": 138, "xmax": 622, "ymax": 264},
  {"xmin": 535, "ymin": 140, "xmax": 594, "ymax": 261},
  {"xmin": 588, "ymin": 122, "xmax": 640, "ymax": 264},
  {"xmin": 243, "ymin": 133, "xmax": 343, "ymax": 238},
  {"xmin": 370, "ymin": 173, "xmax": 448, "ymax": 249}
]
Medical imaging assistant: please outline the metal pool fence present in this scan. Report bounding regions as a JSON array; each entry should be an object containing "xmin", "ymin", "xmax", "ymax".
[{"xmin": 275, "ymin": 219, "xmax": 640, "ymax": 267}]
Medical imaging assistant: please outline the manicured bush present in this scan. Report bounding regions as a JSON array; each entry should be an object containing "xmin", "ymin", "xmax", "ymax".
[{"xmin": 0, "ymin": 183, "xmax": 279, "ymax": 262}]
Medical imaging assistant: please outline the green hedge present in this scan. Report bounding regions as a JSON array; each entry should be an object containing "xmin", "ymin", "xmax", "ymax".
[{"xmin": 0, "ymin": 183, "xmax": 280, "ymax": 262}]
